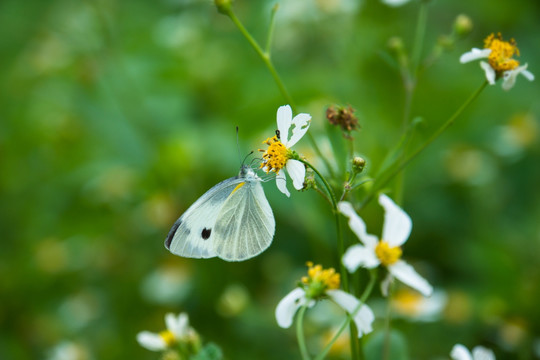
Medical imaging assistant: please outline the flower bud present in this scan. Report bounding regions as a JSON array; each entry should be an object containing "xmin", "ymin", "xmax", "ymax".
[
  {"xmin": 387, "ymin": 36, "xmax": 405, "ymax": 53},
  {"xmin": 352, "ymin": 156, "xmax": 366, "ymax": 174},
  {"xmin": 454, "ymin": 14, "xmax": 473, "ymax": 37},
  {"xmin": 214, "ymin": 0, "xmax": 232, "ymax": 15}
]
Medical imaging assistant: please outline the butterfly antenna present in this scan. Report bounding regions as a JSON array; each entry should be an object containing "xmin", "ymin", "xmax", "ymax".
[{"xmin": 236, "ymin": 126, "xmax": 241, "ymax": 166}]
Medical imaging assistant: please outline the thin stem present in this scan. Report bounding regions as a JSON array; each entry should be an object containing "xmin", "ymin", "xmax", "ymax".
[
  {"xmin": 223, "ymin": 7, "xmax": 336, "ymax": 176},
  {"xmin": 315, "ymin": 270, "xmax": 377, "ymax": 360},
  {"xmin": 411, "ymin": 1, "xmax": 428, "ymax": 77},
  {"xmin": 225, "ymin": 9, "xmax": 296, "ymax": 110},
  {"xmin": 360, "ymin": 80, "xmax": 487, "ymax": 209},
  {"xmin": 382, "ymin": 282, "xmax": 395, "ymax": 360},
  {"xmin": 296, "ymin": 305, "xmax": 311, "ymax": 360},
  {"xmin": 300, "ymin": 158, "xmax": 362, "ymax": 359},
  {"xmin": 265, "ymin": 4, "xmax": 279, "ymax": 56}
]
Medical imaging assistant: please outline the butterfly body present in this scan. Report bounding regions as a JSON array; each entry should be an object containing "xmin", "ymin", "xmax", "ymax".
[{"xmin": 165, "ymin": 165, "xmax": 275, "ymax": 261}]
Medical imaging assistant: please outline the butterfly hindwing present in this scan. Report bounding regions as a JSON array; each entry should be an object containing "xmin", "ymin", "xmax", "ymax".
[
  {"xmin": 213, "ymin": 179, "xmax": 275, "ymax": 261},
  {"xmin": 165, "ymin": 176, "xmax": 244, "ymax": 259}
]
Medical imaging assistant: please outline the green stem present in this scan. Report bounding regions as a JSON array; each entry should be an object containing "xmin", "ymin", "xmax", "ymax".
[
  {"xmin": 224, "ymin": 7, "xmax": 335, "ymax": 177},
  {"xmin": 265, "ymin": 4, "xmax": 279, "ymax": 55},
  {"xmin": 382, "ymin": 282, "xmax": 395, "ymax": 360},
  {"xmin": 315, "ymin": 270, "xmax": 377, "ymax": 360},
  {"xmin": 297, "ymin": 305, "xmax": 311, "ymax": 360},
  {"xmin": 299, "ymin": 159, "xmax": 360, "ymax": 359},
  {"xmin": 411, "ymin": 1, "xmax": 428, "ymax": 78},
  {"xmin": 225, "ymin": 8, "xmax": 296, "ymax": 110},
  {"xmin": 360, "ymin": 80, "xmax": 487, "ymax": 209}
]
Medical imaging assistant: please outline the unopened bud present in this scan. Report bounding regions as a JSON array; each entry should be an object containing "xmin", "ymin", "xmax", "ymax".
[
  {"xmin": 454, "ymin": 14, "xmax": 473, "ymax": 37},
  {"xmin": 387, "ymin": 36, "xmax": 405, "ymax": 53},
  {"xmin": 214, "ymin": 0, "xmax": 233, "ymax": 15},
  {"xmin": 352, "ymin": 157, "xmax": 366, "ymax": 174}
]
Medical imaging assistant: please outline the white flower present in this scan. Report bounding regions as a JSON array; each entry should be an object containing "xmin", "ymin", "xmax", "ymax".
[
  {"xmin": 137, "ymin": 312, "xmax": 196, "ymax": 351},
  {"xmin": 338, "ymin": 195, "xmax": 433, "ymax": 296},
  {"xmin": 460, "ymin": 33, "xmax": 534, "ymax": 90},
  {"xmin": 451, "ymin": 344, "xmax": 495, "ymax": 360},
  {"xmin": 275, "ymin": 288, "xmax": 374, "ymax": 337},
  {"xmin": 381, "ymin": 0, "xmax": 411, "ymax": 6},
  {"xmin": 260, "ymin": 105, "xmax": 311, "ymax": 197},
  {"xmin": 275, "ymin": 262, "xmax": 374, "ymax": 337}
]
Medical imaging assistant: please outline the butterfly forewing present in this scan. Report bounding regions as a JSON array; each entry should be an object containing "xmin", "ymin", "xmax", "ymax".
[{"xmin": 166, "ymin": 176, "xmax": 244, "ymax": 258}]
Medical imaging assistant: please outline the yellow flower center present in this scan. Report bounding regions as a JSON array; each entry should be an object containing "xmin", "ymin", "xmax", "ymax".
[
  {"xmin": 159, "ymin": 330, "xmax": 177, "ymax": 347},
  {"xmin": 484, "ymin": 32, "xmax": 520, "ymax": 72},
  {"xmin": 375, "ymin": 241, "xmax": 402, "ymax": 266},
  {"xmin": 301, "ymin": 261, "xmax": 340, "ymax": 291},
  {"xmin": 392, "ymin": 289, "xmax": 423, "ymax": 315},
  {"xmin": 259, "ymin": 135, "xmax": 290, "ymax": 173}
]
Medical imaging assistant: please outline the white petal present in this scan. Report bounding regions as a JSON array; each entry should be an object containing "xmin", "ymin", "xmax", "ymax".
[
  {"xmin": 521, "ymin": 68, "xmax": 535, "ymax": 81},
  {"xmin": 380, "ymin": 273, "xmax": 394, "ymax": 297},
  {"xmin": 276, "ymin": 170, "xmax": 290, "ymax": 197},
  {"xmin": 379, "ymin": 194, "xmax": 412, "ymax": 247},
  {"xmin": 451, "ymin": 344, "xmax": 473, "ymax": 360},
  {"xmin": 136, "ymin": 331, "xmax": 167, "ymax": 351},
  {"xmin": 388, "ymin": 260, "xmax": 433, "ymax": 296},
  {"xmin": 327, "ymin": 290, "xmax": 375, "ymax": 337},
  {"xmin": 277, "ymin": 105, "xmax": 293, "ymax": 144},
  {"xmin": 337, "ymin": 201, "xmax": 379, "ymax": 247},
  {"xmin": 286, "ymin": 113, "xmax": 311, "ymax": 147},
  {"xmin": 342, "ymin": 244, "xmax": 379, "ymax": 273},
  {"xmin": 166, "ymin": 313, "xmax": 188, "ymax": 338},
  {"xmin": 502, "ymin": 64, "xmax": 533, "ymax": 91},
  {"xmin": 480, "ymin": 61, "xmax": 496, "ymax": 85},
  {"xmin": 471, "ymin": 346, "xmax": 495, "ymax": 360},
  {"xmin": 459, "ymin": 48, "xmax": 491, "ymax": 63},
  {"xmin": 286, "ymin": 159, "xmax": 305, "ymax": 190},
  {"xmin": 275, "ymin": 288, "xmax": 308, "ymax": 328}
]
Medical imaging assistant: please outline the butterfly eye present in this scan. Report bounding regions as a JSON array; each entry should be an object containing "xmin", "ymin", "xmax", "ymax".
[{"xmin": 275, "ymin": 129, "xmax": 280, "ymax": 139}]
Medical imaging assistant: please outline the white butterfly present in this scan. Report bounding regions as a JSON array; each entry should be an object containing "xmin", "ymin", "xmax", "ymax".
[{"xmin": 165, "ymin": 165, "xmax": 275, "ymax": 261}]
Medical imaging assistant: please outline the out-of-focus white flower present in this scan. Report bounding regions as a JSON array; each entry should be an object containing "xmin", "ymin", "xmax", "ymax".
[
  {"xmin": 391, "ymin": 288, "xmax": 447, "ymax": 322},
  {"xmin": 451, "ymin": 344, "xmax": 495, "ymax": 360},
  {"xmin": 381, "ymin": 0, "xmax": 411, "ymax": 7},
  {"xmin": 339, "ymin": 195, "xmax": 433, "ymax": 296},
  {"xmin": 259, "ymin": 105, "xmax": 311, "ymax": 197},
  {"xmin": 137, "ymin": 313, "xmax": 197, "ymax": 351},
  {"xmin": 460, "ymin": 33, "xmax": 534, "ymax": 90},
  {"xmin": 275, "ymin": 262, "xmax": 374, "ymax": 337}
]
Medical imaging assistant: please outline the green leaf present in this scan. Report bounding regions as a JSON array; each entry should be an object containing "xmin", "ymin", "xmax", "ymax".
[
  {"xmin": 364, "ymin": 330, "xmax": 409, "ymax": 360},
  {"xmin": 190, "ymin": 343, "xmax": 224, "ymax": 360}
]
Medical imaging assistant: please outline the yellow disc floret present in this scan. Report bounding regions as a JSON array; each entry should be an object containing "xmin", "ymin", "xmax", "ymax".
[
  {"xmin": 302, "ymin": 261, "xmax": 340, "ymax": 299},
  {"xmin": 484, "ymin": 32, "xmax": 520, "ymax": 72},
  {"xmin": 159, "ymin": 330, "xmax": 177, "ymax": 347},
  {"xmin": 375, "ymin": 241, "xmax": 402, "ymax": 266},
  {"xmin": 259, "ymin": 135, "xmax": 290, "ymax": 173}
]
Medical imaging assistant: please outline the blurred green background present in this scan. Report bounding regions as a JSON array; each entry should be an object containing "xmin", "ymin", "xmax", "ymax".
[{"xmin": 1, "ymin": 0, "xmax": 539, "ymax": 359}]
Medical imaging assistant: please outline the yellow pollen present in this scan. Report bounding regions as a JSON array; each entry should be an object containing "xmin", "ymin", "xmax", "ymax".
[
  {"xmin": 375, "ymin": 241, "xmax": 402, "ymax": 266},
  {"xmin": 302, "ymin": 261, "xmax": 340, "ymax": 290},
  {"xmin": 231, "ymin": 182, "xmax": 245, "ymax": 194},
  {"xmin": 484, "ymin": 32, "xmax": 520, "ymax": 72},
  {"xmin": 259, "ymin": 135, "xmax": 290, "ymax": 173},
  {"xmin": 159, "ymin": 330, "xmax": 177, "ymax": 347}
]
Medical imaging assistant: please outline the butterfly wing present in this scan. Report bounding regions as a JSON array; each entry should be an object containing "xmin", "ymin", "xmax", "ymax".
[
  {"xmin": 165, "ymin": 176, "xmax": 244, "ymax": 259},
  {"xmin": 212, "ymin": 178, "xmax": 275, "ymax": 261}
]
